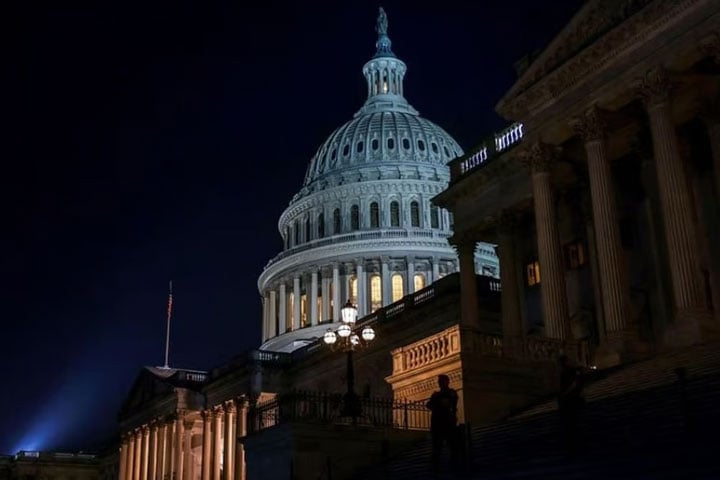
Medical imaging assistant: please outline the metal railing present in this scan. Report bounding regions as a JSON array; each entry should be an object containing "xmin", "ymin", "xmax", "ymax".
[{"xmin": 247, "ymin": 390, "xmax": 431, "ymax": 434}]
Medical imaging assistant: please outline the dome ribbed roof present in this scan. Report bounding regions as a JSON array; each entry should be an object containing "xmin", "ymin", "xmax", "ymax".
[{"xmin": 302, "ymin": 111, "xmax": 463, "ymax": 187}]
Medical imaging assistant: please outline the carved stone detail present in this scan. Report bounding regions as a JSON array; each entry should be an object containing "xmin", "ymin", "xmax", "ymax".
[
  {"xmin": 570, "ymin": 106, "xmax": 607, "ymax": 142},
  {"xmin": 635, "ymin": 67, "xmax": 674, "ymax": 107},
  {"xmin": 700, "ymin": 31, "xmax": 720, "ymax": 63},
  {"xmin": 520, "ymin": 141, "xmax": 560, "ymax": 174}
]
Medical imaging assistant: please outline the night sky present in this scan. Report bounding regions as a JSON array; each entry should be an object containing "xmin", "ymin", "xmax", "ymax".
[{"xmin": 3, "ymin": 0, "xmax": 584, "ymax": 454}]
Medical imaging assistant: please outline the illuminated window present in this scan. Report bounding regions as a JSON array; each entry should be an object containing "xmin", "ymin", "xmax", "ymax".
[
  {"xmin": 300, "ymin": 294, "xmax": 308, "ymax": 327},
  {"xmin": 410, "ymin": 201, "xmax": 420, "ymax": 227},
  {"xmin": 318, "ymin": 213, "xmax": 325, "ymax": 238},
  {"xmin": 329, "ymin": 283, "xmax": 334, "ymax": 320},
  {"xmin": 414, "ymin": 273, "xmax": 425, "ymax": 291},
  {"xmin": 390, "ymin": 201, "xmax": 400, "ymax": 227},
  {"xmin": 430, "ymin": 206, "xmax": 439, "ymax": 228},
  {"xmin": 351, "ymin": 205, "xmax": 360, "ymax": 230},
  {"xmin": 370, "ymin": 275, "xmax": 382, "ymax": 312},
  {"xmin": 317, "ymin": 295, "xmax": 323, "ymax": 323},
  {"xmin": 333, "ymin": 208, "xmax": 342, "ymax": 234},
  {"xmin": 287, "ymin": 293, "xmax": 294, "ymax": 331},
  {"xmin": 565, "ymin": 241, "xmax": 587, "ymax": 270},
  {"xmin": 349, "ymin": 276, "xmax": 358, "ymax": 305},
  {"xmin": 526, "ymin": 261, "xmax": 541, "ymax": 286},
  {"xmin": 370, "ymin": 202, "xmax": 380, "ymax": 228},
  {"xmin": 391, "ymin": 274, "xmax": 404, "ymax": 302}
]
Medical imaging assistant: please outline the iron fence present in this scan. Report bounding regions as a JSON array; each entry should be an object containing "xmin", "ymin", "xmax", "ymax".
[{"xmin": 247, "ymin": 390, "xmax": 430, "ymax": 434}]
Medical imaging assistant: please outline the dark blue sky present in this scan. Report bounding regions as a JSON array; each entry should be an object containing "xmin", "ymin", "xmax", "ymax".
[{"xmin": 2, "ymin": 0, "xmax": 584, "ymax": 454}]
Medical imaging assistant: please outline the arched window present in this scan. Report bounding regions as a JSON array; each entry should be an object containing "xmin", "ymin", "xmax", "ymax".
[
  {"xmin": 333, "ymin": 208, "xmax": 342, "ymax": 234},
  {"xmin": 418, "ymin": 139, "xmax": 426, "ymax": 151},
  {"xmin": 390, "ymin": 201, "xmax": 400, "ymax": 227},
  {"xmin": 387, "ymin": 137, "xmax": 395, "ymax": 150},
  {"xmin": 349, "ymin": 276, "xmax": 358, "ymax": 305},
  {"xmin": 294, "ymin": 221, "xmax": 300, "ymax": 245},
  {"xmin": 351, "ymin": 205, "xmax": 360, "ymax": 230},
  {"xmin": 318, "ymin": 213, "xmax": 325, "ymax": 238},
  {"xmin": 430, "ymin": 206, "xmax": 439, "ymax": 229},
  {"xmin": 402, "ymin": 138, "xmax": 410, "ymax": 150},
  {"xmin": 414, "ymin": 273, "xmax": 426, "ymax": 291},
  {"xmin": 410, "ymin": 201, "xmax": 420, "ymax": 227},
  {"xmin": 300, "ymin": 294, "xmax": 308, "ymax": 327},
  {"xmin": 357, "ymin": 141, "xmax": 364, "ymax": 153},
  {"xmin": 370, "ymin": 202, "xmax": 380, "ymax": 228},
  {"xmin": 391, "ymin": 274, "xmax": 404, "ymax": 302},
  {"xmin": 370, "ymin": 275, "xmax": 382, "ymax": 312},
  {"xmin": 305, "ymin": 217, "xmax": 311, "ymax": 242},
  {"xmin": 342, "ymin": 144, "xmax": 350, "ymax": 157},
  {"xmin": 372, "ymin": 139, "xmax": 379, "ymax": 151}
]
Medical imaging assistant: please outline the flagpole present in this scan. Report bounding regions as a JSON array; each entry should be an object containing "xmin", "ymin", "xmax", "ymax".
[{"xmin": 163, "ymin": 280, "xmax": 173, "ymax": 369}]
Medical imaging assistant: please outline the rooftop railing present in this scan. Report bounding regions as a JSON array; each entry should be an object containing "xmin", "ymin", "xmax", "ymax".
[{"xmin": 449, "ymin": 122, "xmax": 525, "ymax": 183}]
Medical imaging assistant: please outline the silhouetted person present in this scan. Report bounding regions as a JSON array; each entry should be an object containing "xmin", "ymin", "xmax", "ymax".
[
  {"xmin": 427, "ymin": 374, "xmax": 459, "ymax": 470},
  {"xmin": 557, "ymin": 354, "xmax": 585, "ymax": 454}
]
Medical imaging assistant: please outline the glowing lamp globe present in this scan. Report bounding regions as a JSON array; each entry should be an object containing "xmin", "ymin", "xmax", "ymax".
[
  {"xmin": 338, "ymin": 323, "xmax": 352, "ymax": 338},
  {"xmin": 350, "ymin": 334, "xmax": 360, "ymax": 346},
  {"xmin": 341, "ymin": 300, "xmax": 358, "ymax": 325},
  {"xmin": 361, "ymin": 325, "xmax": 376, "ymax": 342},
  {"xmin": 323, "ymin": 329, "xmax": 337, "ymax": 345}
]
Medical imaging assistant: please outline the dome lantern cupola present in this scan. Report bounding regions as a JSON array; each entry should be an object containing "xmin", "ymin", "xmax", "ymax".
[{"xmin": 358, "ymin": 7, "xmax": 417, "ymax": 116}]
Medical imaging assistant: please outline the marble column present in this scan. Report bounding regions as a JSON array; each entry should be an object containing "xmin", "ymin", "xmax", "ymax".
[
  {"xmin": 212, "ymin": 409, "xmax": 223, "ymax": 480},
  {"xmin": 160, "ymin": 423, "xmax": 172, "ymax": 480},
  {"xmin": 268, "ymin": 290, "xmax": 277, "ymax": 338},
  {"xmin": 133, "ymin": 430, "xmax": 142, "ymax": 480},
  {"xmin": 321, "ymin": 274, "xmax": 330, "ymax": 323},
  {"xmin": 292, "ymin": 277, "xmax": 301, "ymax": 330},
  {"xmin": 523, "ymin": 142, "xmax": 570, "ymax": 340},
  {"xmin": 201, "ymin": 411, "xmax": 212, "ymax": 480},
  {"xmin": 174, "ymin": 417, "xmax": 184, "ymax": 480},
  {"xmin": 235, "ymin": 398, "xmax": 248, "ymax": 480},
  {"xmin": 261, "ymin": 292, "xmax": 269, "ymax": 342},
  {"xmin": 119, "ymin": 438, "xmax": 128, "ymax": 480},
  {"xmin": 278, "ymin": 283, "xmax": 287, "ymax": 334},
  {"xmin": 224, "ymin": 403, "xmax": 236, "ymax": 480},
  {"xmin": 406, "ymin": 258, "xmax": 415, "ymax": 295},
  {"xmin": 496, "ymin": 214, "xmax": 523, "ymax": 340},
  {"xmin": 356, "ymin": 261, "xmax": 366, "ymax": 316},
  {"xmin": 457, "ymin": 240, "xmax": 479, "ymax": 328},
  {"xmin": 637, "ymin": 68, "xmax": 711, "ymax": 332},
  {"xmin": 310, "ymin": 271, "xmax": 319, "ymax": 325},
  {"xmin": 332, "ymin": 264, "xmax": 341, "ymax": 321},
  {"xmin": 571, "ymin": 107, "xmax": 631, "ymax": 341},
  {"xmin": 431, "ymin": 258, "xmax": 440, "ymax": 284},
  {"xmin": 149, "ymin": 425, "xmax": 159, "ymax": 480},
  {"xmin": 381, "ymin": 259, "xmax": 391, "ymax": 306},
  {"xmin": 182, "ymin": 420, "xmax": 193, "ymax": 480},
  {"xmin": 127, "ymin": 435, "xmax": 136, "ymax": 480}
]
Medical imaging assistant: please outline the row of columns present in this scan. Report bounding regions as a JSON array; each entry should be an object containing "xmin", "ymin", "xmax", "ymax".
[
  {"xmin": 119, "ymin": 414, "xmax": 190, "ymax": 480},
  {"xmin": 262, "ymin": 257, "xmax": 452, "ymax": 341},
  {"xmin": 458, "ymin": 67, "xmax": 717, "ymax": 353},
  {"xmin": 119, "ymin": 400, "xmax": 250, "ymax": 480}
]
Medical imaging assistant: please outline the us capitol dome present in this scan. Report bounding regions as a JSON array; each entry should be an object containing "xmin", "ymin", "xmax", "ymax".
[{"xmin": 257, "ymin": 8, "xmax": 497, "ymax": 352}]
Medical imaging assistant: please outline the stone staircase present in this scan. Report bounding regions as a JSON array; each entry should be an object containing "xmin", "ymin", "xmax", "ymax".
[{"xmin": 355, "ymin": 343, "xmax": 720, "ymax": 479}]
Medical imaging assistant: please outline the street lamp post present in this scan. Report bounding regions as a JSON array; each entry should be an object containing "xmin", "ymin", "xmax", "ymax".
[{"xmin": 323, "ymin": 299, "xmax": 376, "ymax": 419}]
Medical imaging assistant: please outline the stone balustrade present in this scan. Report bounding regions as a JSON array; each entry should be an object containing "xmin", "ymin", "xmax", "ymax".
[{"xmin": 391, "ymin": 325, "xmax": 461, "ymax": 375}]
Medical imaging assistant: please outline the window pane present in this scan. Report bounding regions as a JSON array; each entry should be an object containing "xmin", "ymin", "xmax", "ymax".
[
  {"xmin": 431, "ymin": 206, "xmax": 439, "ymax": 228},
  {"xmin": 411, "ymin": 201, "xmax": 420, "ymax": 227},
  {"xmin": 391, "ymin": 274, "xmax": 404, "ymax": 302},
  {"xmin": 390, "ymin": 201, "xmax": 400, "ymax": 227},
  {"xmin": 370, "ymin": 202, "xmax": 379, "ymax": 228},
  {"xmin": 370, "ymin": 275, "xmax": 382, "ymax": 312},
  {"xmin": 318, "ymin": 213, "xmax": 325, "ymax": 238},
  {"xmin": 350, "ymin": 276, "xmax": 358, "ymax": 305},
  {"xmin": 333, "ymin": 208, "xmax": 342, "ymax": 234},
  {"xmin": 301, "ymin": 294, "xmax": 308, "ymax": 327},
  {"xmin": 414, "ymin": 273, "xmax": 425, "ymax": 291},
  {"xmin": 351, "ymin": 205, "xmax": 360, "ymax": 230}
]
